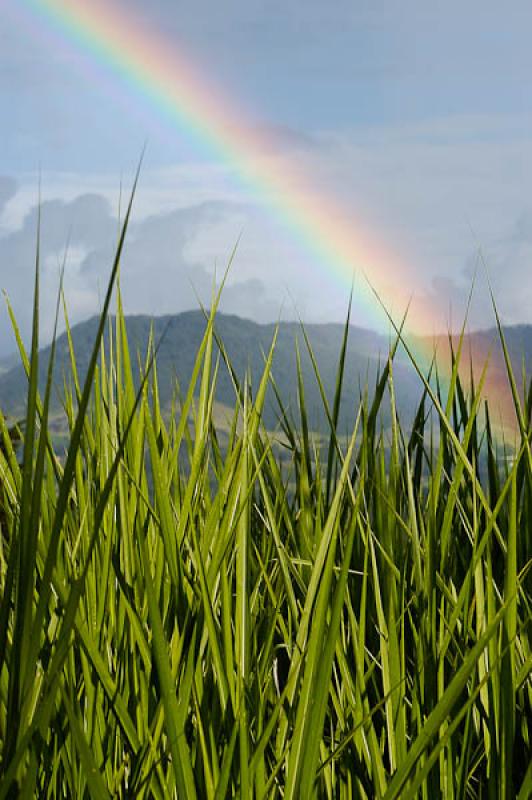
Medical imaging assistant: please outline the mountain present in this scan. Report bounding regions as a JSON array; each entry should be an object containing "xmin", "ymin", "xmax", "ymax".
[
  {"xmin": 0, "ymin": 311, "xmax": 530, "ymax": 432},
  {"xmin": 0, "ymin": 351, "xmax": 19, "ymax": 376},
  {"xmin": 420, "ymin": 325, "xmax": 532, "ymax": 429}
]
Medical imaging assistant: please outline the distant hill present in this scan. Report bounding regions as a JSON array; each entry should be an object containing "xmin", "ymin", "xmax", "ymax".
[
  {"xmin": 0, "ymin": 351, "xmax": 19, "ymax": 376},
  {"xmin": 0, "ymin": 311, "xmax": 530, "ymax": 432},
  {"xmin": 427, "ymin": 325, "xmax": 532, "ymax": 374},
  {"xmin": 420, "ymin": 325, "xmax": 532, "ymax": 429}
]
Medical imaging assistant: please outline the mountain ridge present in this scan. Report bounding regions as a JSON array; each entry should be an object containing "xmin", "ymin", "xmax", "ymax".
[{"xmin": 0, "ymin": 310, "xmax": 530, "ymax": 431}]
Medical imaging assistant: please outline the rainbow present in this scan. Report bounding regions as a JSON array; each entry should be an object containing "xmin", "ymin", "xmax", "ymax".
[{"xmin": 20, "ymin": 0, "xmax": 522, "ymax": 431}]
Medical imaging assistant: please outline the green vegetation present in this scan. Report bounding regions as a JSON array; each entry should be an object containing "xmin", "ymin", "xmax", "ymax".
[{"xmin": 0, "ymin": 191, "xmax": 530, "ymax": 798}]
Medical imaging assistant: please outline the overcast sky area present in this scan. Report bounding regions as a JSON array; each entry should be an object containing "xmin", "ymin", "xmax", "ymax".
[{"xmin": 1, "ymin": 0, "xmax": 532, "ymax": 356}]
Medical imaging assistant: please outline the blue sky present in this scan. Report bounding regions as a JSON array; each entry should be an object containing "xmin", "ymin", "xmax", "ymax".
[{"xmin": 1, "ymin": 0, "xmax": 532, "ymax": 353}]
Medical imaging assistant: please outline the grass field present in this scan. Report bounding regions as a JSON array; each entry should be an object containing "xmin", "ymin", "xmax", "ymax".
[{"xmin": 0, "ymin": 193, "xmax": 530, "ymax": 798}]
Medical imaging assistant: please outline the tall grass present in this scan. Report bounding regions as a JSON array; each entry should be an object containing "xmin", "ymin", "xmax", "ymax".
[{"xmin": 0, "ymin": 199, "xmax": 530, "ymax": 798}]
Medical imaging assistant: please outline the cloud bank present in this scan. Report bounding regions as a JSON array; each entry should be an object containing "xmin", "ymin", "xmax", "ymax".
[
  {"xmin": 0, "ymin": 190, "xmax": 285, "ymax": 356},
  {"xmin": 1, "ymin": 112, "xmax": 532, "ymax": 357}
]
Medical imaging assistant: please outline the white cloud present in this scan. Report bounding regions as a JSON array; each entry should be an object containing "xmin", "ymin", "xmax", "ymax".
[
  {"xmin": 0, "ymin": 177, "xmax": 17, "ymax": 219},
  {"xmin": 1, "ymin": 111, "xmax": 532, "ymax": 356},
  {"xmin": 0, "ymin": 189, "xmax": 294, "ymax": 356}
]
